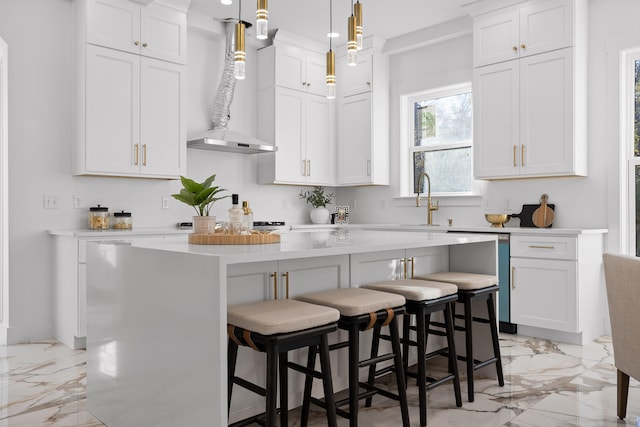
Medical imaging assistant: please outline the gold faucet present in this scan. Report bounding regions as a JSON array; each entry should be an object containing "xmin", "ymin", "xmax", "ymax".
[{"xmin": 416, "ymin": 172, "xmax": 439, "ymax": 225}]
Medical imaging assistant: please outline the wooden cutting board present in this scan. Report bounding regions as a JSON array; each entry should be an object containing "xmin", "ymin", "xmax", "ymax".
[{"xmin": 532, "ymin": 194, "xmax": 554, "ymax": 228}]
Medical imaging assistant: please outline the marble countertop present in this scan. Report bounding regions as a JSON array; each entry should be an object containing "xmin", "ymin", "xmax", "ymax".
[{"xmin": 102, "ymin": 229, "xmax": 497, "ymax": 265}]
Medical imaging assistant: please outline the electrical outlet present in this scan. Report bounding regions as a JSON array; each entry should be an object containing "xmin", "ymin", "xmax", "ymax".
[
  {"xmin": 162, "ymin": 196, "xmax": 170, "ymax": 210},
  {"xmin": 43, "ymin": 194, "xmax": 59, "ymax": 209},
  {"xmin": 73, "ymin": 195, "xmax": 82, "ymax": 209}
]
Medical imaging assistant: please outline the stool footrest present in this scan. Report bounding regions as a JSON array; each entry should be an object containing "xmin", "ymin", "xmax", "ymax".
[
  {"xmin": 287, "ymin": 361, "xmax": 322, "ymax": 380},
  {"xmin": 358, "ymin": 353, "xmax": 395, "ymax": 368},
  {"xmin": 232, "ymin": 376, "xmax": 266, "ymax": 397},
  {"xmin": 329, "ymin": 341, "xmax": 349, "ymax": 351},
  {"xmin": 474, "ymin": 356, "xmax": 500, "ymax": 371}
]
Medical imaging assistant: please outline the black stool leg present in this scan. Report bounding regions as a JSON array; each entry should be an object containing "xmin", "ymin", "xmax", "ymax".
[
  {"xmin": 445, "ymin": 302, "xmax": 462, "ymax": 407},
  {"xmin": 389, "ymin": 316, "xmax": 410, "ymax": 427},
  {"xmin": 300, "ymin": 344, "xmax": 317, "ymax": 427},
  {"xmin": 227, "ymin": 338, "xmax": 239, "ymax": 415},
  {"xmin": 402, "ymin": 313, "xmax": 410, "ymax": 385},
  {"xmin": 463, "ymin": 298, "xmax": 475, "ymax": 402},
  {"xmin": 318, "ymin": 334, "xmax": 338, "ymax": 427},
  {"xmin": 365, "ymin": 325, "xmax": 382, "ymax": 407},
  {"xmin": 279, "ymin": 350, "xmax": 289, "ymax": 427},
  {"xmin": 487, "ymin": 294, "xmax": 505, "ymax": 387},
  {"xmin": 416, "ymin": 305, "xmax": 428, "ymax": 427},
  {"xmin": 265, "ymin": 344, "xmax": 278, "ymax": 427},
  {"xmin": 348, "ymin": 322, "xmax": 360, "ymax": 427}
]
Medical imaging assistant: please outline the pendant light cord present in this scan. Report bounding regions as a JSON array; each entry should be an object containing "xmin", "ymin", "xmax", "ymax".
[
  {"xmin": 329, "ymin": 0, "xmax": 333, "ymax": 50},
  {"xmin": 238, "ymin": 0, "xmax": 242, "ymax": 22}
]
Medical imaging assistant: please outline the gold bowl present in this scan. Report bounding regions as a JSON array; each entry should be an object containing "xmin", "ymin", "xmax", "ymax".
[{"xmin": 485, "ymin": 214, "xmax": 510, "ymax": 228}]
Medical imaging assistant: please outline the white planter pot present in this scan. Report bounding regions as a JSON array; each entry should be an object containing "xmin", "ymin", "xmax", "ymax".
[
  {"xmin": 193, "ymin": 215, "xmax": 216, "ymax": 234},
  {"xmin": 309, "ymin": 207, "xmax": 330, "ymax": 224}
]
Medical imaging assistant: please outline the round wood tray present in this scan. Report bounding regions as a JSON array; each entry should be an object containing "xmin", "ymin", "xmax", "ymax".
[{"xmin": 188, "ymin": 232, "xmax": 281, "ymax": 245}]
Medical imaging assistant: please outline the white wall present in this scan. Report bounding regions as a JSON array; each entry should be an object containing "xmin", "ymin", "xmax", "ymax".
[{"xmin": 0, "ymin": 0, "xmax": 638, "ymax": 343}]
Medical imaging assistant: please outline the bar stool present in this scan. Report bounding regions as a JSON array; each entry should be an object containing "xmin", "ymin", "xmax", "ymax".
[
  {"xmin": 415, "ymin": 272, "xmax": 505, "ymax": 402},
  {"xmin": 363, "ymin": 279, "xmax": 462, "ymax": 427},
  {"xmin": 227, "ymin": 299, "xmax": 340, "ymax": 427},
  {"xmin": 297, "ymin": 287, "xmax": 410, "ymax": 427}
]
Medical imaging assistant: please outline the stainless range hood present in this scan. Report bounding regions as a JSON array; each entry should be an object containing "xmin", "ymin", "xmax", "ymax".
[
  {"xmin": 188, "ymin": 129, "xmax": 277, "ymax": 154},
  {"xmin": 187, "ymin": 19, "xmax": 276, "ymax": 155}
]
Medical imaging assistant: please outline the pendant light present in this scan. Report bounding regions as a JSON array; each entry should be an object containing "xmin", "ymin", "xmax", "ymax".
[
  {"xmin": 256, "ymin": 0, "xmax": 268, "ymax": 40},
  {"xmin": 221, "ymin": 0, "xmax": 232, "ymax": 5},
  {"xmin": 354, "ymin": 0, "xmax": 363, "ymax": 50},
  {"xmin": 234, "ymin": 0, "xmax": 246, "ymax": 80},
  {"xmin": 326, "ymin": 0, "xmax": 336, "ymax": 99},
  {"xmin": 347, "ymin": 0, "xmax": 357, "ymax": 67}
]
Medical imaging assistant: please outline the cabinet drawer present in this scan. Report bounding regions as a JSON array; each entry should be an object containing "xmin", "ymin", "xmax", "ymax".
[{"xmin": 510, "ymin": 235, "xmax": 576, "ymax": 260}]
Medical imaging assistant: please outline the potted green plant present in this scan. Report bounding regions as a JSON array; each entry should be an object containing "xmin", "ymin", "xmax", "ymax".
[
  {"xmin": 298, "ymin": 186, "xmax": 334, "ymax": 224},
  {"xmin": 172, "ymin": 174, "xmax": 229, "ymax": 234}
]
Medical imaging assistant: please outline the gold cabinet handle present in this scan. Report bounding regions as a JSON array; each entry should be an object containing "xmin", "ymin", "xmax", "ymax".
[
  {"xmin": 142, "ymin": 144, "xmax": 147, "ymax": 166},
  {"xmin": 307, "ymin": 160, "xmax": 311, "ymax": 177},
  {"xmin": 511, "ymin": 266, "xmax": 515, "ymax": 289},
  {"xmin": 134, "ymin": 143, "xmax": 139, "ymax": 165},
  {"xmin": 521, "ymin": 44, "xmax": 526, "ymax": 49},
  {"xmin": 302, "ymin": 159, "xmax": 307, "ymax": 176},
  {"xmin": 399, "ymin": 258, "xmax": 406, "ymax": 279},
  {"xmin": 521, "ymin": 144, "xmax": 525, "ymax": 166},
  {"xmin": 282, "ymin": 272, "xmax": 290, "ymax": 299},
  {"xmin": 367, "ymin": 159, "xmax": 371, "ymax": 176},
  {"xmin": 512, "ymin": 46, "xmax": 518, "ymax": 51},
  {"xmin": 410, "ymin": 257, "xmax": 415, "ymax": 279},
  {"xmin": 513, "ymin": 145, "xmax": 517, "ymax": 167},
  {"xmin": 142, "ymin": 42, "xmax": 148, "ymax": 48},
  {"xmin": 270, "ymin": 272, "xmax": 278, "ymax": 299},
  {"xmin": 134, "ymin": 41, "xmax": 140, "ymax": 46},
  {"xmin": 528, "ymin": 245, "xmax": 555, "ymax": 249}
]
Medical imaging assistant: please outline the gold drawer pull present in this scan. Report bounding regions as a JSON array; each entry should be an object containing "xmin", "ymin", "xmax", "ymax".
[
  {"xmin": 528, "ymin": 245, "xmax": 555, "ymax": 249},
  {"xmin": 521, "ymin": 144, "xmax": 525, "ymax": 166},
  {"xmin": 511, "ymin": 266, "xmax": 515, "ymax": 289},
  {"xmin": 410, "ymin": 257, "xmax": 415, "ymax": 279},
  {"xmin": 282, "ymin": 272, "xmax": 290, "ymax": 299},
  {"xmin": 270, "ymin": 272, "xmax": 278, "ymax": 299},
  {"xmin": 513, "ymin": 145, "xmax": 517, "ymax": 167},
  {"xmin": 134, "ymin": 144, "xmax": 139, "ymax": 165}
]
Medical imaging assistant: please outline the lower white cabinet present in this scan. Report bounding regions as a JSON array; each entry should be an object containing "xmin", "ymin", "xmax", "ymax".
[
  {"xmin": 350, "ymin": 247, "xmax": 449, "ymax": 285},
  {"xmin": 510, "ymin": 233, "xmax": 604, "ymax": 344},
  {"xmin": 226, "ymin": 255, "xmax": 349, "ymax": 424}
]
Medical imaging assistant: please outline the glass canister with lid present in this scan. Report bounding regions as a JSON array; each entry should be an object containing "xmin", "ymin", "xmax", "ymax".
[
  {"xmin": 113, "ymin": 210, "xmax": 132, "ymax": 229},
  {"xmin": 88, "ymin": 205, "xmax": 109, "ymax": 230}
]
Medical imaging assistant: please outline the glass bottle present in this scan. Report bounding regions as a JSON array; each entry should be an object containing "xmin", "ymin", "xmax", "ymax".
[
  {"xmin": 227, "ymin": 194, "xmax": 244, "ymax": 234},
  {"xmin": 242, "ymin": 201, "xmax": 254, "ymax": 231}
]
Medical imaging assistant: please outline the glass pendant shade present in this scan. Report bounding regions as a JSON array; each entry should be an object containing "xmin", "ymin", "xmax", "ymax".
[
  {"xmin": 326, "ymin": 50, "xmax": 336, "ymax": 99},
  {"xmin": 221, "ymin": 0, "xmax": 232, "ymax": 5},
  {"xmin": 347, "ymin": 14, "xmax": 357, "ymax": 66},
  {"xmin": 355, "ymin": 1, "xmax": 363, "ymax": 50},
  {"xmin": 256, "ymin": 0, "xmax": 268, "ymax": 40},
  {"xmin": 234, "ymin": 22, "xmax": 246, "ymax": 80}
]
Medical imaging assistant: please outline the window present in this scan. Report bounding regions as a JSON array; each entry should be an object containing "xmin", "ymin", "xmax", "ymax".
[
  {"xmin": 405, "ymin": 83, "xmax": 473, "ymax": 196},
  {"xmin": 626, "ymin": 51, "xmax": 640, "ymax": 256}
]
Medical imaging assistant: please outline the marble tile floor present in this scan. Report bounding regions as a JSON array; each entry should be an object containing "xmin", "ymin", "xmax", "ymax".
[{"xmin": 0, "ymin": 335, "xmax": 638, "ymax": 426}]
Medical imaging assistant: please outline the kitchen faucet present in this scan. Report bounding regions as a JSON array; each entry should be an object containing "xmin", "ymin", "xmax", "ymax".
[{"xmin": 415, "ymin": 172, "xmax": 439, "ymax": 225}]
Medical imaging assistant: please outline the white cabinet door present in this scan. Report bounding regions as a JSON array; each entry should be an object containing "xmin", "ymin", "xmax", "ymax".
[
  {"xmin": 511, "ymin": 257, "xmax": 577, "ymax": 332},
  {"xmin": 85, "ymin": 45, "xmax": 140, "ymax": 175},
  {"xmin": 139, "ymin": 57, "xmax": 186, "ymax": 177},
  {"xmin": 304, "ymin": 95, "xmax": 335, "ymax": 186},
  {"xmin": 337, "ymin": 92, "xmax": 372, "ymax": 185},
  {"xmin": 519, "ymin": 48, "xmax": 574, "ymax": 177},
  {"xmin": 350, "ymin": 250, "xmax": 406, "ymax": 286},
  {"xmin": 274, "ymin": 45, "xmax": 324, "ymax": 96},
  {"xmin": 342, "ymin": 53, "xmax": 373, "ymax": 96},
  {"xmin": 473, "ymin": 59, "xmax": 519, "ymax": 179},
  {"xmin": 473, "ymin": 0, "xmax": 574, "ymax": 67},
  {"xmin": 304, "ymin": 50, "xmax": 327, "ymax": 97},
  {"xmin": 273, "ymin": 87, "xmax": 305, "ymax": 183},
  {"xmin": 87, "ymin": 0, "xmax": 186, "ymax": 64},
  {"xmin": 279, "ymin": 255, "xmax": 350, "ymax": 298},
  {"xmin": 406, "ymin": 247, "xmax": 450, "ymax": 278}
]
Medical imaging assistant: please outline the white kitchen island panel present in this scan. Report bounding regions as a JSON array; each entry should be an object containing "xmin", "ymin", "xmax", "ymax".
[{"xmin": 86, "ymin": 230, "xmax": 497, "ymax": 426}]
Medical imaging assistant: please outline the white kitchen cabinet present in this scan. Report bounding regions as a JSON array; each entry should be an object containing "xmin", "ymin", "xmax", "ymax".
[
  {"xmin": 510, "ymin": 233, "xmax": 604, "ymax": 344},
  {"xmin": 86, "ymin": 0, "xmax": 187, "ymax": 64},
  {"xmin": 51, "ymin": 231, "xmax": 188, "ymax": 350},
  {"xmin": 257, "ymin": 43, "xmax": 326, "ymax": 97},
  {"xmin": 336, "ymin": 46, "xmax": 389, "ymax": 186},
  {"xmin": 257, "ymin": 86, "xmax": 335, "ymax": 186},
  {"xmin": 472, "ymin": 0, "xmax": 587, "ymax": 180},
  {"xmin": 73, "ymin": 0, "xmax": 187, "ymax": 179},
  {"xmin": 226, "ymin": 254, "xmax": 349, "ymax": 424},
  {"xmin": 473, "ymin": 0, "xmax": 574, "ymax": 67}
]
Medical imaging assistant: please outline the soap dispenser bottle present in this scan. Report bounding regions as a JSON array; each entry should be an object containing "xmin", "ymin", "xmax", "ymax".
[
  {"xmin": 227, "ymin": 194, "xmax": 244, "ymax": 234},
  {"xmin": 242, "ymin": 201, "xmax": 254, "ymax": 230}
]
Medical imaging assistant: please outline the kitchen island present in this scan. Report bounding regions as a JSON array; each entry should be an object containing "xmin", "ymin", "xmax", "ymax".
[{"xmin": 86, "ymin": 229, "xmax": 497, "ymax": 426}]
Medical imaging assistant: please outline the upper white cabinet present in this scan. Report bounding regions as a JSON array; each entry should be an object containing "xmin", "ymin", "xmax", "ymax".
[
  {"xmin": 73, "ymin": 0, "xmax": 187, "ymax": 179},
  {"xmin": 257, "ymin": 33, "xmax": 336, "ymax": 186},
  {"xmin": 473, "ymin": 0, "xmax": 574, "ymax": 67},
  {"xmin": 472, "ymin": 0, "xmax": 587, "ymax": 180},
  {"xmin": 86, "ymin": 0, "xmax": 187, "ymax": 64},
  {"xmin": 336, "ymin": 43, "xmax": 390, "ymax": 186}
]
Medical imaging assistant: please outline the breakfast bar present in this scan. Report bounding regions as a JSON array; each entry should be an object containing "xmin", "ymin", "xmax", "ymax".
[{"xmin": 85, "ymin": 229, "xmax": 497, "ymax": 426}]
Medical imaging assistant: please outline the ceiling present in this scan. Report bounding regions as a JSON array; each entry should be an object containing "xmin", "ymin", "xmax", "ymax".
[{"xmin": 187, "ymin": 0, "xmax": 469, "ymax": 47}]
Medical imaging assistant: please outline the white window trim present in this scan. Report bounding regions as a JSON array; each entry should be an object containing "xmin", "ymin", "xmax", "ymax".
[
  {"xmin": 622, "ymin": 48, "xmax": 640, "ymax": 255},
  {"xmin": 399, "ymin": 81, "xmax": 483, "ymax": 199}
]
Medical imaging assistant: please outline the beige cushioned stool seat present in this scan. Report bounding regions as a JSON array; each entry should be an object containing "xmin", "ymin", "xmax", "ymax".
[
  {"xmin": 297, "ymin": 288, "xmax": 406, "ymax": 317},
  {"xmin": 228, "ymin": 299, "xmax": 340, "ymax": 336},
  {"xmin": 363, "ymin": 279, "xmax": 458, "ymax": 302},
  {"xmin": 416, "ymin": 272, "xmax": 497, "ymax": 291}
]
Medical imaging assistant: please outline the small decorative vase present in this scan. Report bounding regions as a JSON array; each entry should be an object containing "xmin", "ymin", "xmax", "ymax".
[
  {"xmin": 193, "ymin": 215, "xmax": 216, "ymax": 234},
  {"xmin": 310, "ymin": 207, "xmax": 330, "ymax": 224}
]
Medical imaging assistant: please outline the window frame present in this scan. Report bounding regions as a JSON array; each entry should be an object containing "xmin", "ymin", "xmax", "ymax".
[
  {"xmin": 624, "ymin": 49, "xmax": 640, "ymax": 256},
  {"xmin": 400, "ymin": 82, "xmax": 480, "ymax": 198}
]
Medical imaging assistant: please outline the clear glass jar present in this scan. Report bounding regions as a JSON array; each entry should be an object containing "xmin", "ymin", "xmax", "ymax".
[
  {"xmin": 112, "ymin": 210, "xmax": 132, "ymax": 229},
  {"xmin": 88, "ymin": 205, "xmax": 109, "ymax": 230}
]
